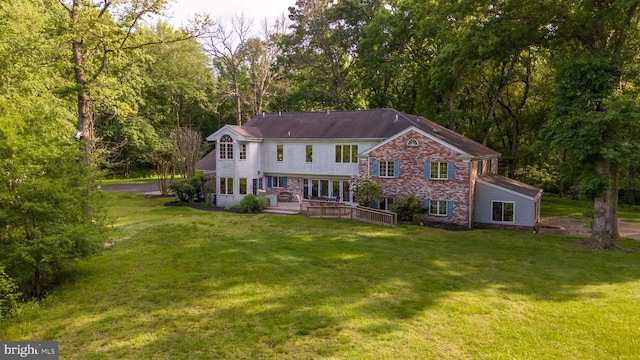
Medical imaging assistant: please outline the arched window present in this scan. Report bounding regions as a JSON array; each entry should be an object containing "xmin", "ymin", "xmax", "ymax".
[{"xmin": 220, "ymin": 135, "xmax": 233, "ymax": 159}]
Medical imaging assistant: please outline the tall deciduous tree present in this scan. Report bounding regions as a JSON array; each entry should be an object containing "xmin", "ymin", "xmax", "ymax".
[
  {"xmin": 546, "ymin": 0, "xmax": 640, "ymax": 249},
  {"xmin": 203, "ymin": 15, "xmax": 253, "ymax": 125}
]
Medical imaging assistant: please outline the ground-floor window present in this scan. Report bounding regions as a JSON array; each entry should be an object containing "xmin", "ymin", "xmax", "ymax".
[
  {"xmin": 302, "ymin": 178, "xmax": 351, "ymax": 202},
  {"xmin": 252, "ymin": 178, "xmax": 264, "ymax": 195},
  {"xmin": 429, "ymin": 200, "xmax": 448, "ymax": 216},
  {"xmin": 423, "ymin": 199, "xmax": 453, "ymax": 217},
  {"xmin": 239, "ymin": 178, "xmax": 247, "ymax": 195},
  {"xmin": 220, "ymin": 177, "xmax": 233, "ymax": 195},
  {"xmin": 492, "ymin": 201, "xmax": 514, "ymax": 222},
  {"xmin": 272, "ymin": 176, "xmax": 286, "ymax": 188}
]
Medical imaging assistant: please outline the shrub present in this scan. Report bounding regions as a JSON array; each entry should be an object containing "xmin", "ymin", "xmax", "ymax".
[
  {"xmin": 390, "ymin": 194, "xmax": 426, "ymax": 222},
  {"xmin": 170, "ymin": 172, "xmax": 206, "ymax": 203},
  {"xmin": 0, "ymin": 267, "xmax": 19, "ymax": 321},
  {"xmin": 349, "ymin": 174, "xmax": 383, "ymax": 208},
  {"xmin": 235, "ymin": 194, "xmax": 269, "ymax": 213}
]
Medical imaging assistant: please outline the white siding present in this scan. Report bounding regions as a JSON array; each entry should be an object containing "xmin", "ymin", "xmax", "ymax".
[{"xmin": 260, "ymin": 140, "xmax": 378, "ymax": 177}]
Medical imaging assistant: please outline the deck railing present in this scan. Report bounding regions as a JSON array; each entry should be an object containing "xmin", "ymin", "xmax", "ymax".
[{"xmin": 306, "ymin": 204, "xmax": 397, "ymax": 227}]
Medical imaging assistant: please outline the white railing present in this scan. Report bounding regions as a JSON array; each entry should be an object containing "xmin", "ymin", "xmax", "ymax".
[{"xmin": 307, "ymin": 204, "xmax": 397, "ymax": 227}]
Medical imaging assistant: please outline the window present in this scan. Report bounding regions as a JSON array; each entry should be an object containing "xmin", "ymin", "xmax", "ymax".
[
  {"xmin": 425, "ymin": 161, "xmax": 453, "ymax": 180},
  {"xmin": 239, "ymin": 178, "xmax": 247, "ymax": 195},
  {"xmin": 431, "ymin": 162, "xmax": 448, "ymax": 179},
  {"xmin": 239, "ymin": 144, "xmax": 247, "ymax": 160},
  {"xmin": 220, "ymin": 177, "xmax": 233, "ymax": 195},
  {"xmin": 335, "ymin": 144, "xmax": 358, "ymax": 163},
  {"xmin": 269, "ymin": 176, "xmax": 287, "ymax": 188},
  {"xmin": 406, "ymin": 138, "xmax": 419, "ymax": 147},
  {"xmin": 220, "ymin": 135, "xmax": 233, "ymax": 159},
  {"xmin": 430, "ymin": 200, "xmax": 448, "ymax": 216},
  {"xmin": 379, "ymin": 160, "xmax": 395, "ymax": 178},
  {"xmin": 306, "ymin": 145, "xmax": 313, "ymax": 162},
  {"xmin": 374, "ymin": 160, "xmax": 400, "ymax": 178},
  {"xmin": 492, "ymin": 201, "xmax": 514, "ymax": 222},
  {"xmin": 424, "ymin": 199, "xmax": 453, "ymax": 217},
  {"xmin": 277, "ymin": 144, "xmax": 283, "ymax": 162},
  {"xmin": 478, "ymin": 161, "xmax": 484, "ymax": 175}
]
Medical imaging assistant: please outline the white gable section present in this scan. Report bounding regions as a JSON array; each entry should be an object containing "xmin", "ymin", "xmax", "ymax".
[
  {"xmin": 359, "ymin": 126, "xmax": 472, "ymax": 159},
  {"xmin": 205, "ymin": 126, "xmax": 262, "ymax": 142}
]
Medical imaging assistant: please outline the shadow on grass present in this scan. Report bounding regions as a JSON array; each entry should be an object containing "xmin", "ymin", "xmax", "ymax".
[{"xmin": 19, "ymin": 196, "xmax": 640, "ymax": 359}]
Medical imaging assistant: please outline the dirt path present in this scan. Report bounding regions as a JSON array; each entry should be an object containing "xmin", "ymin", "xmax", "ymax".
[{"xmin": 540, "ymin": 217, "xmax": 640, "ymax": 240}]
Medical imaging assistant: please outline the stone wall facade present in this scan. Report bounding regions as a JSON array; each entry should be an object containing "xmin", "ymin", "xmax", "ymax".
[{"xmin": 361, "ymin": 129, "xmax": 473, "ymax": 227}]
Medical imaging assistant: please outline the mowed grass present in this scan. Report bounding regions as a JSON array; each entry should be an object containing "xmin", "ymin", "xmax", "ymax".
[{"xmin": 2, "ymin": 192, "xmax": 640, "ymax": 359}]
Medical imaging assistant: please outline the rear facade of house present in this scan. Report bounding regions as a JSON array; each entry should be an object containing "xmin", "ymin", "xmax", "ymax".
[{"xmin": 199, "ymin": 108, "xmax": 542, "ymax": 229}]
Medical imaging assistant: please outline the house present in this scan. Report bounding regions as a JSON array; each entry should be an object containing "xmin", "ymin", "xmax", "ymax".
[{"xmin": 198, "ymin": 108, "xmax": 542, "ymax": 229}]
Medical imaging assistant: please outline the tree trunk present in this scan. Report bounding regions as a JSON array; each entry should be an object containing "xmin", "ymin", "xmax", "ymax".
[{"xmin": 590, "ymin": 160, "xmax": 619, "ymax": 249}]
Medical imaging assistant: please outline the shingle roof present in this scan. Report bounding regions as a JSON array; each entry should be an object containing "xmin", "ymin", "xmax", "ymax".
[
  {"xmin": 242, "ymin": 108, "xmax": 499, "ymax": 158},
  {"xmin": 227, "ymin": 125, "xmax": 263, "ymax": 139},
  {"xmin": 477, "ymin": 174, "xmax": 542, "ymax": 199},
  {"xmin": 195, "ymin": 150, "xmax": 216, "ymax": 172}
]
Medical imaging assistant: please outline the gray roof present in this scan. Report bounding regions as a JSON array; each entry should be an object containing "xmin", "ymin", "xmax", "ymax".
[
  {"xmin": 477, "ymin": 174, "xmax": 542, "ymax": 199},
  {"xmin": 195, "ymin": 150, "xmax": 216, "ymax": 172},
  {"xmin": 242, "ymin": 108, "xmax": 499, "ymax": 158}
]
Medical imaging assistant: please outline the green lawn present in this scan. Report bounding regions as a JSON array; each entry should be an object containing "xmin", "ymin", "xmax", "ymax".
[{"xmin": 2, "ymin": 192, "xmax": 640, "ymax": 359}]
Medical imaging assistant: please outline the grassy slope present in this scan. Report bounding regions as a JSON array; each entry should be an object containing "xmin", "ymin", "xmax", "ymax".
[{"xmin": 2, "ymin": 193, "xmax": 640, "ymax": 359}]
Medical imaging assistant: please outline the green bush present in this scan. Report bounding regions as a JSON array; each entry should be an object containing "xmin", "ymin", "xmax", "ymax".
[
  {"xmin": 0, "ymin": 266, "xmax": 19, "ymax": 321},
  {"xmin": 389, "ymin": 194, "xmax": 426, "ymax": 222},
  {"xmin": 235, "ymin": 194, "xmax": 269, "ymax": 213},
  {"xmin": 170, "ymin": 172, "xmax": 206, "ymax": 203}
]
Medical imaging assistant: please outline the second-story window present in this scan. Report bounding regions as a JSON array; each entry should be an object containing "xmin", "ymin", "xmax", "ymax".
[
  {"xmin": 379, "ymin": 160, "xmax": 395, "ymax": 178},
  {"xmin": 220, "ymin": 135, "xmax": 233, "ymax": 159},
  {"xmin": 277, "ymin": 144, "xmax": 284, "ymax": 162},
  {"xmin": 335, "ymin": 144, "xmax": 358, "ymax": 163},
  {"xmin": 306, "ymin": 145, "xmax": 313, "ymax": 162},
  {"xmin": 239, "ymin": 143, "xmax": 247, "ymax": 160}
]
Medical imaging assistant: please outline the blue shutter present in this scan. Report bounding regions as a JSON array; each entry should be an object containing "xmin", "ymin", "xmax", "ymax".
[
  {"xmin": 448, "ymin": 162, "xmax": 455, "ymax": 180},
  {"xmin": 447, "ymin": 201, "xmax": 453, "ymax": 217},
  {"xmin": 283, "ymin": 176, "xmax": 288, "ymax": 188},
  {"xmin": 267, "ymin": 176, "xmax": 272, "ymax": 188},
  {"xmin": 394, "ymin": 160, "xmax": 400, "ymax": 178},
  {"xmin": 423, "ymin": 200, "xmax": 430, "ymax": 214},
  {"xmin": 373, "ymin": 160, "xmax": 379, "ymax": 177},
  {"xmin": 424, "ymin": 161, "xmax": 431, "ymax": 179}
]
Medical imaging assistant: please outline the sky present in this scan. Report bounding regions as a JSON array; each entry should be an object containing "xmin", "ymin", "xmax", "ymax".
[{"xmin": 165, "ymin": 0, "xmax": 296, "ymax": 33}]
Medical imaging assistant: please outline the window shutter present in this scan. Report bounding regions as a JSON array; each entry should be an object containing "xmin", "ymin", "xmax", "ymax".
[
  {"xmin": 267, "ymin": 176, "xmax": 272, "ymax": 188},
  {"xmin": 283, "ymin": 176, "xmax": 288, "ymax": 188},
  {"xmin": 424, "ymin": 161, "xmax": 431, "ymax": 179},
  {"xmin": 447, "ymin": 162, "xmax": 455, "ymax": 180},
  {"xmin": 373, "ymin": 160, "xmax": 379, "ymax": 177},
  {"xmin": 423, "ymin": 199, "xmax": 430, "ymax": 214},
  {"xmin": 394, "ymin": 160, "xmax": 400, "ymax": 178},
  {"xmin": 447, "ymin": 201, "xmax": 453, "ymax": 217}
]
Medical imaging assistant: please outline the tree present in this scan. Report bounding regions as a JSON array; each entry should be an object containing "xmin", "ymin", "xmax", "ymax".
[
  {"xmin": 545, "ymin": 0, "xmax": 640, "ymax": 249},
  {"xmin": 203, "ymin": 15, "xmax": 253, "ymax": 125},
  {"xmin": 281, "ymin": 0, "xmax": 383, "ymax": 110},
  {"xmin": 0, "ymin": 96, "xmax": 105, "ymax": 299},
  {"xmin": 154, "ymin": 148, "xmax": 176, "ymax": 196},
  {"xmin": 58, "ymin": 0, "xmax": 203, "ymax": 168},
  {"xmin": 241, "ymin": 17, "xmax": 289, "ymax": 115},
  {"xmin": 170, "ymin": 127, "xmax": 204, "ymax": 179},
  {"xmin": 349, "ymin": 174, "xmax": 383, "ymax": 208}
]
